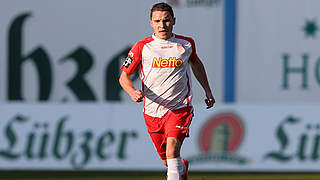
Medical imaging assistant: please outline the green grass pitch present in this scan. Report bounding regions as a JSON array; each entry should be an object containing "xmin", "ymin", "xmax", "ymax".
[{"xmin": 1, "ymin": 171, "xmax": 320, "ymax": 180}]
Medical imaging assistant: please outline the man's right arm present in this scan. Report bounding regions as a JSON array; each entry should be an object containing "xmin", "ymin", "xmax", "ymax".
[{"xmin": 119, "ymin": 71, "xmax": 143, "ymax": 102}]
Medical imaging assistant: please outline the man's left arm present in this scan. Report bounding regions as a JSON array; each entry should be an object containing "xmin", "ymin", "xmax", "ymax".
[{"xmin": 190, "ymin": 58, "xmax": 215, "ymax": 109}]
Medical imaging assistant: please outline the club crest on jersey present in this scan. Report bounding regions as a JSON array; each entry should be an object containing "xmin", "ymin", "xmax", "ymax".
[
  {"xmin": 152, "ymin": 57, "xmax": 183, "ymax": 68},
  {"xmin": 123, "ymin": 56, "xmax": 133, "ymax": 68}
]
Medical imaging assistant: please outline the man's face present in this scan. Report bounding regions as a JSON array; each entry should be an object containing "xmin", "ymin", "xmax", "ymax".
[{"xmin": 150, "ymin": 11, "xmax": 175, "ymax": 40}]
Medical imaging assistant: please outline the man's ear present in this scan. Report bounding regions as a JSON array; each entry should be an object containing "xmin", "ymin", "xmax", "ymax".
[{"xmin": 173, "ymin": 17, "xmax": 176, "ymax": 25}]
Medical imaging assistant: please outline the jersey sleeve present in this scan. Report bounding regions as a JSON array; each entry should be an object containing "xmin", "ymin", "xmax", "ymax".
[
  {"xmin": 189, "ymin": 38, "xmax": 199, "ymax": 62},
  {"xmin": 120, "ymin": 42, "xmax": 143, "ymax": 75}
]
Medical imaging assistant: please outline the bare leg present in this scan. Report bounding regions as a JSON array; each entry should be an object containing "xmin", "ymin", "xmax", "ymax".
[{"xmin": 166, "ymin": 137, "xmax": 184, "ymax": 180}]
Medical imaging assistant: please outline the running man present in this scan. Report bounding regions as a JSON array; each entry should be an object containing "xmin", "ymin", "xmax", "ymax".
[{"xmin": 119, "ymin": 2, "xmax": 215, "ymax": 180}]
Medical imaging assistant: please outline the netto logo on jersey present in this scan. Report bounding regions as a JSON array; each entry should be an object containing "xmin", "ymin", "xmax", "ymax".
[
  {"xmin": 186, "ymin": 112, "xmax": 250, "ymax": 165},
  {"xmin": 152, "ymin": 57, "xmax": 183, "ymax": 68}
]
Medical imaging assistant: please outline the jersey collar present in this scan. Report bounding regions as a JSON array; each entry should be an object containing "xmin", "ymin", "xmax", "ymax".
[{"xmin": 152, "ymin": 33, "xmax": 175, "ymax": 42}]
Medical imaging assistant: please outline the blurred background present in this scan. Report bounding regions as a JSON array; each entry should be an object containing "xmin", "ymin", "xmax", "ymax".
[{"xmin": 1, "ymin": 0, "xmax": 320, "ymax": 175}]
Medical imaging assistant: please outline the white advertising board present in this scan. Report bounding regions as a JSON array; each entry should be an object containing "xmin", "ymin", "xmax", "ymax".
[
  {"xmin": 0, "ymin": 103, "xmax": 160, "ymax": 170},
  {"xmin": 237, "ymin": 0, "xmax": 320, "ymax": 103},
  {"xmin": 1, "ymin": 103, "xmax": 320, "ymax": 171},
  {"xmin": 0, "ymin": 0, "xmax": 223, "ymax": 104}
]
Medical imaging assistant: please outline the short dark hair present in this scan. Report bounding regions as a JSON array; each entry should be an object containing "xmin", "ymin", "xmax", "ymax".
[{"xmin": 150, "ymin": 2, "xmax": 174, "ymax": 19}]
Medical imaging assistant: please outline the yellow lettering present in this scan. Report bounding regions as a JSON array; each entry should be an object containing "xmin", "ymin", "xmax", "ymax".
[
  {"xmin": 175, "ymin": 59, "xmax": 183, "ymax": 67},
  {"xmin": 168, "ymin": 57, "xmax": 175, "ymax": 67},
  {"xmin": 161, "ymin": 59, "xmax": 169, "ymax": 67},
  {"xmin": 152, "ymin": 57, "xmax": 183, "ymax": 68},
  {"xmin": 152, "ymin": 57, "xmax": 161, "ymax": 67}
]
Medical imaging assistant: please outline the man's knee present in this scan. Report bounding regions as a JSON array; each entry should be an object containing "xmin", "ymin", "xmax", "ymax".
[{"xmin": 166, "ymin": 137, "xmax": 181, "ymax": 158}]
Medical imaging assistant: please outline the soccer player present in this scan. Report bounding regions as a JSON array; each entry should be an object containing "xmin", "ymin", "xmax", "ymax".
[{"xmin": 119, "ymin": 2, "xmax": 215, "ymax": 180}]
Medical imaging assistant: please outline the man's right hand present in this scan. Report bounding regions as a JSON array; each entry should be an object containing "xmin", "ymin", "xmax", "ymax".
[
  {"xmin": 130, "ymin": 90, "xmax": 144, "ymax": 102},
  {"xmin": 119, "ymin": 71, "xmax": 144, "ymax": 103}
]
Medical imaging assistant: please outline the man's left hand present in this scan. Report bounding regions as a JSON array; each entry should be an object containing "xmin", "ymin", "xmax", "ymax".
[{"xmin": 205, "ymin": 96, "xmax": 215, "ymax": 109}]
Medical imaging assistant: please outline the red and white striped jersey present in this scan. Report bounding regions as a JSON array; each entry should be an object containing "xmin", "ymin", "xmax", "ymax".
[{"xmin": 121, "ymin": 34, "xmax": 198, "ymax": 118}]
